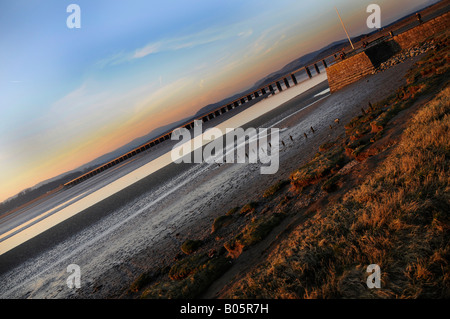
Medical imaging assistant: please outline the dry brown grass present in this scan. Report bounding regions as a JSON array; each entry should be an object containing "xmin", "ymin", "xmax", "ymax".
[
  {"xmin": 222, "ymin": 65, "xmax": 450, "ymax": 299},
  {"xmin": 130, "ymin": 30, "xmax": 450, "ymax": 300}
]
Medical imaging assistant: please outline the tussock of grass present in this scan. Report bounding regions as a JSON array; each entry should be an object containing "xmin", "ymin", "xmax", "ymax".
[
  {"xmin": 290, "ymin": 145, "xmax": 347, "ymax": 188},
  {"xmin": 181, "ymin": 239, "xmax": 203, "ymax": 255},
  {"xmin": 226, "ymin": 207, "xmax": 240, "ymax": 216},
  {"xmin": 224, "ymin": 212, "xmax": 287, "ymax": 258},
  {"xmin": 239, "ymin": 212, "xmax": 287, "ymax": 247},
  {"xmin": 211, "ymin": 207, "xmax": 241, "ymax": 234},
  {"xmin": 263, "ymin": 180, "xmax": 289, "ymax": 198},
  {"xmin": 128, "ymin": 268, "xmax": 167, "ymax": 293},
  {"xmin": 240, "ymin": 202, "xmax": 258, "ymax": 215},
  {"xmin": 321, "ymin": 174, "xmax": 341, "ymax": 193},
  {"xmin": 142, "ymin": 254, "xmax": 232, "ymax": 299},
  {"xmin": 211, "ymin": 215, "xmax": 235, "ymax": 234},
  {"xmin": 319, "ymin": 141, "xmax": 336, "ymax": 152},
  {"xmin": 169, "ymin": 253, "xmax": 209, "ymax": 280}
]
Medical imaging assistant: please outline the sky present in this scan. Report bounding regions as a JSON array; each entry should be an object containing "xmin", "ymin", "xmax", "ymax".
[{"xmin": 0, "ymin": 0, "xmax": 438, "ymax": 202}]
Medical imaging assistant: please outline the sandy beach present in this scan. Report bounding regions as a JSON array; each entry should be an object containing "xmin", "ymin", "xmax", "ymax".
[{"xmin": 0, "ymin": 53, "xmax": 422, "ymax": 299}]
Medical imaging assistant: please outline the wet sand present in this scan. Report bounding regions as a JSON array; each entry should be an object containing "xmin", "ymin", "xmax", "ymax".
[{"xmin": 0, "ymin": 56, "xmax": 420, "ymax": 299}]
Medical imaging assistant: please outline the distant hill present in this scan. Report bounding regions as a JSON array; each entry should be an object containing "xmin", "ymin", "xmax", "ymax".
[
  {"xmin": 81, "ymin": 116, "xmax": 192, "ymax": 170},
  {"xmin": 0, "ymin": 116, "xmax": 191, "ymax": 215},
  {"xmin": 194, "ymin": 90, "xmax": 252, "ymax": 118},
  {"xmin": 0, "ymin": 170, "xmax": 84, "ymax": 216}
]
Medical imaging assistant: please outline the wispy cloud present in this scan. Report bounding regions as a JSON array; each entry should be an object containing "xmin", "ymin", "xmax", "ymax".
[
  {"xmin": 238, "ymin": 29, "xmax": 253, "ymax": 38},
  {"xmin": 95, "ymin": 51, "xmax": 133, "ymax": 68},
  {"xmin": 132, "ymin": 29, "xmax": 231, "ymax": 59},
  {"xmin": 133, "ymin": 42, "xmax": 163, "ymax": 59},
  {"xmin": 97, "ymin": 23, "xmax": 252, "ymax": 68}
]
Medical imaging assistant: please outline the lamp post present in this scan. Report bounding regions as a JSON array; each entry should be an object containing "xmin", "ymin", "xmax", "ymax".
[{"xmin": 335, "ymin": 7, "xmax": 355, "ymax": 50}]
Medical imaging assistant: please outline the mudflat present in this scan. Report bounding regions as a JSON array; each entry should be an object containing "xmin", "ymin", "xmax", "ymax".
[{"xmin": 0, "ymin": 54, "xmax": 422, "ymax": 299}]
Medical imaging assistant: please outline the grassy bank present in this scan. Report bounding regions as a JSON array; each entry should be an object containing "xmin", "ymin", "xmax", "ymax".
[
  {"xmin": 224, "ymin": 84, "xmax": 449, "ymax": 298},
  {"xmin": 222, "ymin": 31, "xmax": 449, "ymax": 298},
  {"xmin": 125, "ymin": 30, "xmax": 449, "ymax": 299}
]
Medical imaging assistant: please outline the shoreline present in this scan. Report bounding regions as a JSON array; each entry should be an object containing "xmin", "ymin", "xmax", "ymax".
[
  {"xmin": 0, "ymin": 45, "xmax": 434, "ymax": 299},
  {"xmin": 0, "ymin": 74, "xmax": 329, "ymax": 297},
  {"xmin": 0, "ymin": 74, "xmax": 327, "ymax": 256},
  {"xmin": 93, "ymin": 55, "xmax": 424, "ymax": 299}
]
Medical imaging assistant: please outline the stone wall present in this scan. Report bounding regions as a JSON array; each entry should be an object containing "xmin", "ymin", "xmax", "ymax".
[
  {"xmin": 326, "ymin": 52, "xmax": 375, "ymax": 93},
  {"xmin": 394, "ymin": 11, "xmax": 450, "ymax": 49},
  {"xmin": 326, "ymin": 11, "xmax": 449, "ymax": 93}
]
